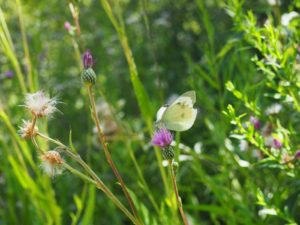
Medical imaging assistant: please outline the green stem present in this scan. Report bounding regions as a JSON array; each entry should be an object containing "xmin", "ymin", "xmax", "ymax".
[
  {"xmin": 86, "ymin": 85, "xmax": 142, "ymax": 224},
  {"xmin": 63, "ymin": 162, "xmax": 96, "ymax": 185},
  {"xmin": 98, "ymin": 0, "xmax": 170, "ymax": 197},
  {"xmin": 169, "ymin": 160, "xmax": 189, "ymax": 225},
  {"xmin": 126, "ymin": 141, "xmax": 160, "ymax": 214},
  {"xmin": 36, "ymin": 132, "xmax": 140, "ymax": 225},
  {"xmin": 0, "ymin": 8, "xmax": 27, "ymax": 94},
  {"xmin": 16, "ymin": 0, "xmax": 35, "ymax": 92}
]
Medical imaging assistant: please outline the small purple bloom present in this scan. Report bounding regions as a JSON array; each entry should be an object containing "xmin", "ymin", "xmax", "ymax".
[
  {"xmin": 152, "ymin": 128, "xmax": 173, "ymax": 149},
  {"xmin": 83, "ymin": 50, "xmax": 94, "ymax": 69},
  {"xmin": 294, "ymin": 150, "xmax": 300, "ymax": 159},
  {"xmin": 273, "ymin": 138, "xmax": 282, "ymax": 149},
  {"xmin": 5, "ymin": 70, "xmax": 13, "ymax": 79},
  {"xmin": 250, "ymin": 116, "xmax": 260, "ymax": 130},
  {"xmin": 64, "ymin": 22, "xmax": 71, "ymax": 31}
]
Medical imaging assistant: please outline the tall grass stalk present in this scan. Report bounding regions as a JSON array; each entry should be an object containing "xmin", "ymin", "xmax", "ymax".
[
  {"xmin": 86, "ymin": 85, "xmax": 141, "ymax": 223},
  {"xmin": 97, "ymin": 89, "xmax": 160, "ymax": 215},
  {"xmin": 98, "ymin": 0, "xmax": 170, "ymax": 198},
  {"xmin": 16, "ymin": 0, "xmax": 35, "ymax": 92},
  {"xmin": 0, "ymin": 7, "xmax": 27, "ymax": 94}
]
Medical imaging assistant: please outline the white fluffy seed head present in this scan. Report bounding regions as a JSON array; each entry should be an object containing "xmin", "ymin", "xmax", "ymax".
[
  {"xmin": 40, "ymin": 151, "xmax": 64, "ymax": 177},
  {"xmin": 24, "ymin": 91, "xmax": 57, "ymax": 118},
  {"xmin": 18, "ymin": 120, "xmax": 38, "ymax": 139}
]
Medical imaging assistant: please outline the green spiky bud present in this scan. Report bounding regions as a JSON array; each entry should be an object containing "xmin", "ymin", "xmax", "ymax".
[
  {"xmin": 81, "ymin": 68, "xmax": 96, "ymax": 86},
  {"xmin": 172, "ymin": 161, "xmax": 179, "ymax": 174},
  {"xmin": 162, "ymin": 146, "xmax": 175, "ymax": 160}
]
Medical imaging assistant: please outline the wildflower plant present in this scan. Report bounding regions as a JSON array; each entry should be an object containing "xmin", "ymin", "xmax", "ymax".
[
  {"xmin": 16, "ymin": 50, "xmax": 143, "ymax": 224},
  {"xmin": 24, "ymin": 91, "xmax": 57, "ymax": 118},
  {"xmin": 3, "ymin": 0, "xmax": 300, "ymax": 224},
  {"xmin": 40, "ymin": 150, "xmax": 64, "ymax": 177},
  {"xmin": 152, "ymin": 128, "xmax": 175, "ymax": 160}
]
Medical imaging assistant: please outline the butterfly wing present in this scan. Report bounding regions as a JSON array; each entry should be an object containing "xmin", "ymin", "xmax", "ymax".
[{"xmin": 160, "ymin": 91, "xmax": 197, "ymax": 131}]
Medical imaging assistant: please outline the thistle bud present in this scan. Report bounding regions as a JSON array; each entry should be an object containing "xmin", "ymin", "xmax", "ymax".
[
  {"xmin": 172, "ymin": 161, "xmax": 179, "ymax": 174},
  {"xmin": 81, "ymin": 68, "xmax": 96, "ymax": 86},
  {"xmin": 83, "ymin": 50, "xmax": 94, "ymax": 69},
  {"xmin": 162, "ymin": 146, "xmax": 175, "ymax": 160},
  {"xmin": 81, "ymin": 50, "xmax": 96, "ymax": 86}
]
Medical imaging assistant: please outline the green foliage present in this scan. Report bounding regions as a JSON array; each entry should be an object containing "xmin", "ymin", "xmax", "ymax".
[{"xmin": 1, "ymin": 0, "xmax": 300, "ymax": 224}]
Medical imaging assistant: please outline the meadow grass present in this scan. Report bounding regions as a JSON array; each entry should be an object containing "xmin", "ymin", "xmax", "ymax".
[{"xmin": 1, "ymin": 0, "xmax": 300, "ymax": 224}]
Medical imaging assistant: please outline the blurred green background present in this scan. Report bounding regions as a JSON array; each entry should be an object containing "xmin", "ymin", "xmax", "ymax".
[{"xmin": 1, "ymin": 0, "xmax": 300, "ymax": 224}]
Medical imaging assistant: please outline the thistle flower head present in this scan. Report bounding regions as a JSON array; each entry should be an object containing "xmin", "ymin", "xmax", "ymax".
[
  {"xmin": 273, "ymin": 138, "xmax": 282, "ymax": 149},
  {"xmin": 5, "ymin": 70, "xmax": 13, "ymax": 79},
  {"xmin": 250, "ymin": 116, "xmax": 260, "ymax": 130},
  {"xmin": 64, "ymin": 21, "xmax": 71, "ymax": 31},
  {"xmin": 152, "ymin": 128, "xmax": 173, "ymax": 149},
  {"xmin": 18, "ymin": 120, "xmax": 38, "ymax": 139},
  {"xmin": 40, "ymin": 151, "xmax": 64, "ymax": 177},
  {"xmin": 83, "ymin": 50, "xmax": 94, "ymax": 69},
  {"xmin": 24, "ymin": 91, "xmax": 57, "ymax": 118},
  {"xmin": 294, "ymin": 150, "xmax": 300, "ymax": 159}
]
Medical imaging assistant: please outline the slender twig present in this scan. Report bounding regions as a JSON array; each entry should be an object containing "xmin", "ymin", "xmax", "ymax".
[
  {"xmin": 35, "ymin": 132, "xmax": 141, "ymax": 225},
  {"xmin": 169, "ymin": 160, "xmax": 189, "ymax": 225},
  {"xmin": 86, "ymin": 85, "xmax": 141, "ymax": 223}
]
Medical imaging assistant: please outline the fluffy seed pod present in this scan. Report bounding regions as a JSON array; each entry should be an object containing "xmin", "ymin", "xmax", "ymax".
[
  {"xmin": 162, "ymin": 146, "xmax": 175, "ymax": 160},
  {"xmin": 40, "ymin": 151, "xmax": 64, "ymax": 177},
  {"xmin": 81, "ymin": 68, "xmax": 96, "ymax": 86}
]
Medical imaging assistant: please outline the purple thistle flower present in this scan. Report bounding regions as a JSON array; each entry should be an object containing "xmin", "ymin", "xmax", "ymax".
[
  {"xmin": 5, "ymin": 70, "xmax": 13, "ymax": 79},
  {"xmin": 250, "ymin": 116, "xmax": 260, "ymax": 130},
  {"xmin": 294, "ymin": 150, "xmax": 300, "ymax": 159},
  {"xmin": 152, "ymin": 128, "xmax": 173, "ymax": 149},
  {"xmin": 83, "ymin": 50, "xmax": 94, "ymax": 69},
  {"xmin": 273, "ymin": 138, "xmax": 282, "ymax": 149},
  {"xmin": 64, "ymin": 21, "xmax": 71, "ymax": 32}
]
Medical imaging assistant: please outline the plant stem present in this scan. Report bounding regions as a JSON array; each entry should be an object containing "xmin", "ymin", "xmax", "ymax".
[
  {"xmin": 86, "ymin": 85, "xmax": 141, "ymax": 223},
  {"xmin": 169, "ymin": 160, "xmax": 189, "ymax": 225},
  {"xmin": 16, "ymin": 0, "xmax": 35, "ymax": 92},
  {"xmin": 68, "ymin": 2, "xmax": 84, "ymax": 51},
  {"xmin": 98, "ymin": 0, "xmax": 170, "ymax": 198},
  {"xmin": 63, "ymin": 162, "xmax": 96, "ymax": 185},
  {"xmin": 36, "ymin": 132, "xmax": 141, "ymax": 225},
  {"xmin": 126, "ymin": 141, "xmax": 160, "ymax": 214}
]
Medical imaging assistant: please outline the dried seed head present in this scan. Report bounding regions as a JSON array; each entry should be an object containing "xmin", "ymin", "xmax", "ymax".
[
  {"xmin": 19, "ymin": 120, "xmax": 38, "ymax": 139},
  {"xmin": 40, "ymin": 151, "xmax": 64, "ymax": 177},
  {"xmin": 24, "ymin": 91, "xmax": 57, "ymax": 118}
]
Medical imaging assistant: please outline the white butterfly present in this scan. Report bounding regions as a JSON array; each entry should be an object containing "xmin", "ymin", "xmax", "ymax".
[{"xmin": 156, "ymin": 91, "xmax": 197, "ymax": 132}]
